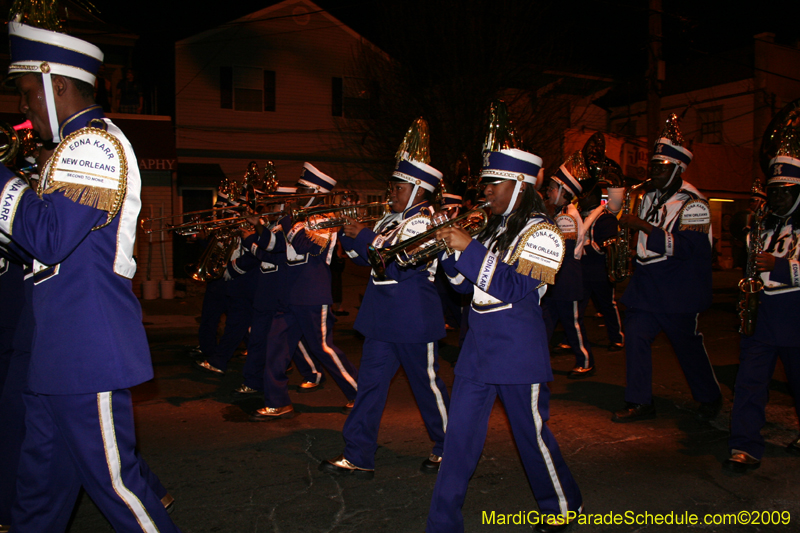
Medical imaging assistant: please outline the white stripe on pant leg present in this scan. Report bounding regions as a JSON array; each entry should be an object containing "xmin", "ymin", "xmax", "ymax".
[
  {"xmin": 297, "ymin": 339, "xmax": 322, "ymax": 384},
  {"xmin": 426, "ymin": 342, "xmax": 448, "ymax": 432},
  {"xmin": 571, "ymin": 302, "xmax": 590, "ymax": 368},
  {"xmin": 611, "ymin": 288, "xmax": 624, "ymax": 343},
  {"xmin": 694, "ymin": 313, "xmax": 720, "ymax": 388},
  {"xmin": 97, "ymin": 392, "xmax": 160, "ymax": 533},
  {"xmin": 530, "ymin": 384, "xmax": 568, "ymax": 518},
  {"xmin": 320, "ymin": 305, "xmax": 358, "ymax": 390}
]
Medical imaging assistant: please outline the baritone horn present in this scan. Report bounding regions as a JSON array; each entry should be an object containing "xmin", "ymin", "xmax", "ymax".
[{"xmin": 368, "ymin": 202, "xmax": 491, "ymax": 280}]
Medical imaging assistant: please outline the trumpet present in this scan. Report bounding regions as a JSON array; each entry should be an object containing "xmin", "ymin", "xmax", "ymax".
[
  {"xmin": 368, "ymin": 202, "xmax": 491, "ymax": 280},
  {"xmin": 293, "ymin": 201, "xmax": 391, "ymax": 230}
]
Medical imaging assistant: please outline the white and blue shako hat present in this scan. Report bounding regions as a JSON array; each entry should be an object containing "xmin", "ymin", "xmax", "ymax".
[
  {"xmin": 767, "ymin": 121, "xmax": 800, "ymax": 215},
  {"xmin": 440, "ymin": 192, "xmax": 462, "ymax": 209},
  {"xmin": 651, "ymin": 113, "xmax": 692, "ymax": 188},
  {"xmin": 480, "ymin": 148, "xmax": 543, "ymax": 216},
  {"xmin": 297, "ymin": 162, "xmax": 337, "ymax": 193},
  {"xmin": 390, "ymin": 117, "xmax": 444, "ymax": 211},
  {"xmin": 7, "ymin": 20, "xmax": 104, "ymax": 143}
]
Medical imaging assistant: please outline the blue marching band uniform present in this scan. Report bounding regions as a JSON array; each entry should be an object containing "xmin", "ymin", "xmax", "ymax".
[
  {"xmin": 725, "ymin": 137, "xmax": 800, "ymax": 472},
  {"xmin": 614, "ymin": 116, "xmax": 722, "ymax": 423},
  {"xmin": 578, "ymin": 201, "xmax": 625, "ymax": 350},
  {"xmin": 541, "ymin": 151, "xmax": 598, "ymax": 378},
  {"xmin": 428, "ymin": 145, "xmax": 582, "ymax": 533},
  {"xmin": 0, "ymin": 18, "xmax": 180, "ymax": 532}
]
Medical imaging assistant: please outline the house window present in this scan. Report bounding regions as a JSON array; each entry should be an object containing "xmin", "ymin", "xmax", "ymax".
[
  {"xmin": 332, "ymin": 77, "xmax": 374, "ymax": 119},
  {"xmin": 698, "ymin": 106, "xmax": 723, "ymax": 144},
  {"xmin": 220, "ymin": 66, "xmax": 276, "ymax": 112}
]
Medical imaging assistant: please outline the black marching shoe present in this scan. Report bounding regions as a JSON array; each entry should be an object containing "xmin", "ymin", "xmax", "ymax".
[
  {"xmin": 786, "ymin": 436, "xmax": 800, "ymax": 456},
  {"xmin": 612, "ymin": 402, "xmax": 655, "ymax": 423},
  {"xmin": 319, "ymin": 454, "xmax": 374, "ymax": 479},
  {"xmin": 567, "ymin": 366, "xmax": 595, "ymax": 380},
  {"xmin": 607, "ymin": 341, "xmax": 625, "ymax": 352},
  {"xmin": 696, "ymin": 396, "xmax": 722, "ymax": 420},
  {"xmin": 723, "ymin": 451, "xmax": 760, "ymax": 473},
  {"xmin": 341, "ymin": 400, "xmax": 355, "ymax": 415},
  {"xmin": 249, "ymin": 405, "xmax": 294, "ymax": 421},
  {"xmin": 297, "ymin": 380, "xmax": 323, "ymax": 393},
  {"xmin": 420, "ymin": 454, "xmax": 442, "ymax": 474},
  {"xmin": 551, "ymin": 343, "xmax": 572, "ymax": 355}
]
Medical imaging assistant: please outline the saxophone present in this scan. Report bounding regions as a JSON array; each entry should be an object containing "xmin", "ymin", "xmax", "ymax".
[
  {"xmin": 603, "ymin": 180, "xmax": 648, "ymax": 283},
  {"xmin": 738, "ymin": 201, "xmax": 767, "ymax": 336}
]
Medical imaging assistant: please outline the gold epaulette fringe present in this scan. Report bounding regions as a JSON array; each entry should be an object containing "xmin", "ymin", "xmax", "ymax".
[
  {"xmin": 305, "ymin": 228, "xmax": 331, "ymax": 248},
  {"xmin": 516, "ymin": 258, "xmax": 557, "ymax": 285},
  {"xmin": 44, "ymin": 182, "xmax": 117, "ymax": 212},
  {"xmin": 679, "ymin": 223, "xmax": 710, "ymax": 233}
]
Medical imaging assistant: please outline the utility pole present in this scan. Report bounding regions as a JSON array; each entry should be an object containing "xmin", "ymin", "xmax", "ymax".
[{"xmin": 646, "ymin": 0, "xmax": 664, "ymax": 153}]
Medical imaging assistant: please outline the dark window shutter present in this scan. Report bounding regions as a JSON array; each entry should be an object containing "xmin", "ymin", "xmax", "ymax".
[{"xmin": 220, "ymin": 66, "xmax": 232, "ymax": 109}]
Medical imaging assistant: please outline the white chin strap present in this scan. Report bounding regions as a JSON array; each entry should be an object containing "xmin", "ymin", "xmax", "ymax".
[
  {"xmin": 503, "ymin": 180, "xmax": 524, "ymax": 217},
  {"xmin": 42, "ymin": 72, "xmax": 60, "ymax": 143},
  {"xmin": 663, "ymin": 165, "xmax": 680, "ymax": 190},
  {"xmin": 404, "ymin": 183, "xmax": 421, "ymax": 212},
  {"xmin": 785, "ymin": 191, "xmax": 800, "ymax": 217}
]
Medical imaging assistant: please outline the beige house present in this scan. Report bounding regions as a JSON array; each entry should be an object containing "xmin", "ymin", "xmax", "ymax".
[{"xmin": 175, "ymin": 0, "xmax": 388, "ymax": 210}]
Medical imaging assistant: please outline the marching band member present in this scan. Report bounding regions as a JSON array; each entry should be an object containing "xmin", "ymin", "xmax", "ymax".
[
  {"xmin": 0, "ymin": 8, "xmax": 180, "ymax": 531},
  {"xmin": 613, "ymin": 114, "xmax": 721, "ymax": 423},
  {"xmin": 541, "ymin": 151, "xmax": 597, "ymax": 378},
  {"xmin": 577, "ymin": 185, "xmax": 625, "ymax": 351},
  {"xmin": 250, "ymin": 164, "xmax": 358, "ymax": 419},
  {"xmin": 426, "ymin": 114, "xmax": 582, "ymax": 533},
  {"xmin": 320, "ymin": 118, "xmax": 450, "ymax": 477},
  {"xmin": 725, "ymin": 123, "xmax": 800, "ymax": 472}
]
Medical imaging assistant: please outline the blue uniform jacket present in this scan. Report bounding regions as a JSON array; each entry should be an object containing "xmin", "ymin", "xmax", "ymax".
[
  {"xmin": 621, "ymin": 183, "xmax": 712, "ymax": 314},
  {"xmin": 751, "ymin": 216, "xmax": 800, "ymax": 346},
  {"xmin": 229, "ymin": 229, "xmax": 287, "ymax": 312},
  {"xmin": 582, "ymin": 208, "xmax": 618, "ymax": 282},
  {"xmin": 339, "ymin": 202, "xmax": 445, "ymax": 344},
  {"xmin": 0, "ymin": 107, "xmax": 152, "ymax": 394},
  {"xmin": 440, "ymin": 215, "xmax": 555, "ymax": 384}
]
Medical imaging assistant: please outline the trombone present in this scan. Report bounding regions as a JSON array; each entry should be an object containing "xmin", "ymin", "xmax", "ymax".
[
  {"xmin": 292, "ymin": 201, "xmax": 391, "ymax": 230},
  {"xmin": 139, "ymin": 190, "xmax": 353, "ymax": 235},
  {"xmin": 368, "ymin": 202, "xmax": 491, "ymax": 280}
]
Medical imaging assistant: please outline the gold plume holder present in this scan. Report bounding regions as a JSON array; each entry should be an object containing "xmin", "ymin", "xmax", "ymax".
[
  {"xmin": 395, "ymin": 117, "xmax": 431, "ymax": 164},
  {"xmin": 263, "ymin": 160, "xmax": 279, "ymax": 194},
  {"xmin": 659, "ymin": 113, "xmax": 685, "ymax": 146},
  {"xmin": 9, "ymin": 0, "xmax": 63, "ymax": 31},
  {"xmin": 483, "ymin": 100, "xmax": 523, "ymax": 153}
]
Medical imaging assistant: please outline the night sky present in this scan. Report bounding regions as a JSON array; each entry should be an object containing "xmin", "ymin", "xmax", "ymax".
[{"xmin": 88, "ymin": 0, "xmax": 800, "ymax": 116}]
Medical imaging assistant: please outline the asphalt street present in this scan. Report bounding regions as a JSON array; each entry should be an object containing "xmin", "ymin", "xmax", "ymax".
[{"xmin": 64, "ymin": 266, "xmax": 800, "ymax": 532}]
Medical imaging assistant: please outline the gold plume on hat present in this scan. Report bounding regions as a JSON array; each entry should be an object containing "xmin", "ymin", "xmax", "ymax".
[
  {"xmin": 658, "ymin": 113, "xmax": 685, "ymax": 146},
  {"xmin": 9, "ymin": 0, "xmax": 63, "ymax": 31},
  {"xmin": 395, "ymin": 117, "xmax": 431, "ymax": 164},
  {"xmin": 482, "ymin": 100, "xmax": 523, "ymax": 153},
  {"xmin": 562, "ymin": 151, "xmax": 591, "ymax": 182},
  {"xmin": 775, "ymin": 120, "xmax": 800, "ymax": 160},
  {"xmin": 263, "ymin": 161, "xmax": 279, "ymax": 194}
]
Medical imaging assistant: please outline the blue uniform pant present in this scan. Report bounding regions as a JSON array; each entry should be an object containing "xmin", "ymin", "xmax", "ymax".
[
  {"xmin": 729, "ymin": 337, "xmax": 800, "ymax": 459},
  {"xmin": 427, "ymin": 377, "xmax": 582, "ymax": 533},
  {"xmin": 342, "ymin": 338, "xmax": 449, "ymax": 469},
  {"xmin": 624, "ymin": 309, "xmax": 720, "ymax": 405},
  {"xmin": 206, "ymin": 292, "xmax": 253, "ymax": 372},
  {"xmin": 263, "ymin": 305, "xmax": 357, "ymax": 408},
  {"xmin": 12, "ymin": 389, "xmax": 180, "ymax": 532},
  {"xmin": 242, "ymin": 307, "xmax": 320, "ymax": 390},
  {"xmin": 542, "ymin": 298, "xmax": 594, "ymax": 369},
  {"xmin": 197, "ymin": 278, "xmax": 226, "ymax": 356},
  {"xmin": 579, "ymin": 277, "xmax": 624, "ymax": 345},
  {"xmin": 0, "ymin": 351, "xmax": 29, "ymax": 525}
]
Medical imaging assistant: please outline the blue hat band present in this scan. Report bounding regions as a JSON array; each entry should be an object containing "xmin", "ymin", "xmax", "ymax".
[
  {"xmin": 652, "ymin": 142, "xmax": 692, "ymax": 168},
  {"xmin": 392, "ymin": 160, "xmax": 441, "ymax": 191},
  {"xmin": 769, "ymin": 157, "xmax": 800, "ymax": 185},
  {"xmin": 483, "ymin": 151, "xmax": 541, "ymax": 177},
  {"xmin": 10, "ymin": 35, "xmax": 102, "ymax": 76},
  {"xmin": 554, "ymin": 167, "xmax": 582, "ymax": 197}
]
